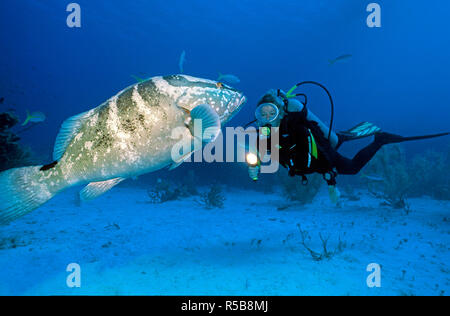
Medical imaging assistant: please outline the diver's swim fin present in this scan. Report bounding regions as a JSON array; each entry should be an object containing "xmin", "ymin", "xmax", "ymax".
[
  {"xmin": 375, "ymin": 131, "xmax": 450, "ymax": 145},
  {"xmin": 336, "ymin": 122, "xmax": 381, "ymax": 149}
]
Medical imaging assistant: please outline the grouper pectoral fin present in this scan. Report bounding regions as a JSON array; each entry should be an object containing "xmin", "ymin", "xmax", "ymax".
[
  {"xmin": 80, "ymin": 177, "xmax": 126, "ymax": 201},
  {"xmin": 168, "ymin": 137, "xmax": 201, "ymax": 171},
  {"xmin": 188, "ymin": 104, "xmax": 221, "ymax": 143},
  {"xmin": 53, "ymin": 110, "xmax": 95, "ymax": 161},
  {"xmin": 168, "ymin": 103, "xmax": 221, "ymax": 171},
  {"xmin": 169, "ymin": 104, "xmax": 221, "ymax": 171},
  {"xmin": 169, "ymin": 152, "xmax": 193, "ymax": 171}
]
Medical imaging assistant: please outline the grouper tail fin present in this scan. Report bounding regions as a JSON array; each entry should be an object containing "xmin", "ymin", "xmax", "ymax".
[{"xmin": 0, "ymin": 166, "xmax": 60, "ymax": 224}]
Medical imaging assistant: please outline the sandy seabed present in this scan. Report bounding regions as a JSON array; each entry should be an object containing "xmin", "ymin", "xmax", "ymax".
[{"xmin": 0, "ymin": 186, "xmax": 448, "ymax": 296}]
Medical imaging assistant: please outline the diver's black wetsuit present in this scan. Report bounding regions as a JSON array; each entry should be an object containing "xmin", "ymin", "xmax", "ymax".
[
  {"xmin": 260, "ymin": 102, "xmax": 449, "ymax": 186},
  {"xmin": 277, "ymin": 110, "xmax": 384, "ymax": 183}
]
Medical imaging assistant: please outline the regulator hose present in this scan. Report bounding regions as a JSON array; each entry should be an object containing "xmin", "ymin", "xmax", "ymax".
[{"xmin": 286, "ymin": 81, "xmax": 335, "ymax": 141}]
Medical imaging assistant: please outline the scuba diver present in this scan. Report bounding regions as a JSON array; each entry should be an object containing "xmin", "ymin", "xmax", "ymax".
[{"xmin": 245, "ymin": 82, "xmax": 449, "ymax": 202}]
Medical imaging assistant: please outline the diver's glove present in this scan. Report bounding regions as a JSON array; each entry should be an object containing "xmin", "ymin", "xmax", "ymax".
[
  {"xmin": 248, "ymin": 165, "xmax": 260, "ymax": 181},
  {"xmin": 324, "ymin": 170, "xmax": 340, "ymax": 205}
]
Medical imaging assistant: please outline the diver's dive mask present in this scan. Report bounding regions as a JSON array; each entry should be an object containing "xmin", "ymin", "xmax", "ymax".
[
  {"xmin": 255, "ymin": 103, "xmax": 280, "ymax": 138},
  {"xmin": 255, "ymin": 103, "xmax": 280, "ymax": 126}
]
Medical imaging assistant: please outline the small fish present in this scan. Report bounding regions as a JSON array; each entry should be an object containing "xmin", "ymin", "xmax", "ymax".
[
  {"xmin": 329, "ymin": 54, "xmax": 352, "ymax": 65},
  {"xmin": 217, "ymin": 73, "xmax": 240, "ymax": 85},
  {"xmin": 361, "ymin": 174, "xmax": 384, "ymax": 182},
  {"xmin": 179, "ymin": 50, "xmax": 186, "ymax": 73},
  {"xmin": 0, "ymin": 97, "xmax": 4, "ymax": 104},
  {"xmin": 22, "ymin": 110, "xmax": 46, "ymax": 126},
  {"xmin": 131, "ymin": 75, "xmax": 146, "ymax": 83}
]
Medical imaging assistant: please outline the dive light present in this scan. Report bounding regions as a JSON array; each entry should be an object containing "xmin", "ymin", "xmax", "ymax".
[
  {"xmin": 246, "ymin": 153, "xmax": 259, "ymax": 166},
  {"xmin": 246, "ymin": 153, "xmax": 260, "ymax": 181}
]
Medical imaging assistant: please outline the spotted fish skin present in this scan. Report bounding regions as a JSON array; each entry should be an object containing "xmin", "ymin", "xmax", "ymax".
[{"xmin": 0, "ymin": 75, "xmax": 246, "ymax": 224}]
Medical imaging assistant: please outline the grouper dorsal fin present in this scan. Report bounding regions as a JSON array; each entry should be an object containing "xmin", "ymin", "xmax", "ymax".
[
  {"xmin": 80, "ymin": 177, "xmax": 126, "ymax": 201},
  {"xmin": 53, "ymin": 110, "xmax": 95, "ymax": 161}
]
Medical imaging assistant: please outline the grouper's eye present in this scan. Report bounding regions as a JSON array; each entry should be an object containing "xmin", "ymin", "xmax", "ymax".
[{"xmin": 216, "ymin": 82, "xmax": 224, "ymax": 89}]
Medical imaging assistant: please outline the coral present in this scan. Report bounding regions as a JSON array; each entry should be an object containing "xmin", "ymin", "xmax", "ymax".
[
  {"xmin": 179, "ymin": 169, "xmax": 199, "ymax": 197},
  {"xmin": 278, "ymin": 170, "xmax": 322, "ymax": 205},
  {"xmin": 0, "ymin": 236, "xmax": 30, "ymax": 250},
  {"xmin": 408, "ymin": 147, "xmax": 450, "ymax": 200},
  {"xmin": 198, "ymin": 184, "xmax": 226, "ymax": 209},
  {"xmin": 297, "ymin": 224, "xmax": 345, "ymax": 261},
  {"xmin": 340, "ymin": 184, "xmax": 361, "ymax": 201},
  {"xmin": 362, "ymin": 145, "xmax": 411, "ymax": 209},
  {"xmin": 147, "ymin": 179, "xmax": 182, "ymax": 204},
  {"xmin": 147, "ymin": 171, "xmax": 200, "ymax": 204},
  {"xmin": 0, "ymin": 111, "xmax": 32, "ymax": 172},
  {"xmin": 363, "ymin": 144, "xmax": 450, "ymax": 202}
]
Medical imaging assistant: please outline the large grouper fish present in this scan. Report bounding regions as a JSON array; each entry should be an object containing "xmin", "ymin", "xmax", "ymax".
[{"xmin": 0, "ymin": 75, "xmax": 246, "ymax": 224}]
